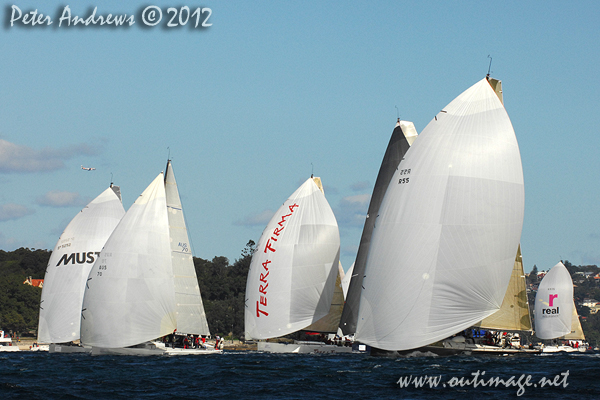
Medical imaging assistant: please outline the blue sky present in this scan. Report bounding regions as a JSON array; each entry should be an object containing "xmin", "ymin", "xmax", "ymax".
[{"xmin": 0, "ymin": 0, "xmax": 598, "ymax": 273}]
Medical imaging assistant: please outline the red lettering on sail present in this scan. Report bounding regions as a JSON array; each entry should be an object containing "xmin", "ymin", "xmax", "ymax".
[
  {"xmin": 256, "ymin": 202, "xmax": 300, "ymax": 317},
  {"xmin": 259, "ymin": 283, "xmax": 268, "ymax": 294},
  {"xmin": 260, "ymin": 271, "xmax": 269, "ymax": 283},
  {"xmin": 256, "ymin": 301, "xmax": 268, "ymax": 317}
]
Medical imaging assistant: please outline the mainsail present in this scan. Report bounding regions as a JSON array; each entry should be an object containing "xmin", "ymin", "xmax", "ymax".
[
  {"xmin": 564, "ymin": 300, "xmax": 585, "ymax": 340},
  {"xmin": 356, "ymin": 78, "xmax": 524, "ymax": 351},
  {"xmin": 303, "ymin": 262, "xmax": 345, "ymax": 333},
  {"xmin": 534, "ymin": 262, "xmax": 573, "ymax": 340},
  {"xmin": 38, "ymin": 186, "xmax": 125, "ymax": 344},
  {"xmin": 165, "ymin": 161, "xmax": 210, "ymax": 336},
  {"xmin": 244, "ymin": 177, "xmax": 340, "ymax": 340},
  {"xmin": 81, "ymin": 173, "xmax": 177, "ymax": 348},
  {"xmin": 474, "ymin": 245, "xmax": 532, "ymax": 332},
  {"xmin": 339, "ymin": 120, "xmax": 417, "ymax": 335}
]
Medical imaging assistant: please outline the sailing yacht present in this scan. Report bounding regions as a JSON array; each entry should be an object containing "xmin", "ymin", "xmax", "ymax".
[
  {"xmin": 244, "ymin": 176, "xmax": 349, "ymax": 353},
  {"xmin": 355, "ymin": 77, "xmax": 525, "ymax": 353},
  {"xmin": 38, "ymin": 184, "xmax": 125, "ymax": 353},
  {"xmin": 80, "ymin": 161, "xmax": 219, "ymax": 355},
  {"xmin": 535, "ymin": 262, "xmax": 587, "ymax": 353}
]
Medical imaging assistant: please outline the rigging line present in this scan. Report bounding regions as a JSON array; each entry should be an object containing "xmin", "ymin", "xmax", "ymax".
[{"xmin": 487, "ymin": 54, "xmax": 493, "ymax": 78}]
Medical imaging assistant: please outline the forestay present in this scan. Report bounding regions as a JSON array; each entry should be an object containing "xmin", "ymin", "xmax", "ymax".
[
  {"xmin": 245, "ymin": 177, "xmax": 340, "ymax": 340},
  {"xmin": 38, "ymin": 186, "xmax": 125, "ymax": 344},
  {"xmin": 81, "ymin": 174, "xmax": 177, "ymax": 348},
  {"xmin": 356, "ymin": 78, "xmax": 524, "ymax": 351}
]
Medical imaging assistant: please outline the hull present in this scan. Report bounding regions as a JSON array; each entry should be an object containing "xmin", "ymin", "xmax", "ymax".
[
  {"xmin": 91, "ymin": 342, "xmax": 222, "ymax": 356},
  {"xmin": 258, "ymin": 341, "xmax": 353, "ymax": 354},
  {"xmin": 0, "ymin": 344, "xmax": 20, "ymax": 352},
  {"xmin": 370, "ymin": 341, "xmax": 541, "ymax": 357},
  {"xmin": 542, "ymin": 345, "xmax": 587, "ymax": 353},
  {"xmin": 49, "ymin": 343, "xmax": 91, "ymax": 354}
]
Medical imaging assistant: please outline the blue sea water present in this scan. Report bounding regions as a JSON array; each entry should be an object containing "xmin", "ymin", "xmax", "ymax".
[{"xmin": 1, "ymin": 351, "xmax": 599, "ymax": 399}]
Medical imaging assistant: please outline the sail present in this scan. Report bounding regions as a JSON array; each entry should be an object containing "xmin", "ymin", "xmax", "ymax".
[
  {"xmin": 303, "ymin": 262, "xmax": 345, "ymax": 333},
  {"xmin": 341, "ymin": 262, "xmax": 353, "ymax": 300},
  {"xmin": 81, "ymin": 173, "xmax": 177, "ymax": 348},
  {"xmin": 339, "ymin": 120, "xmax": 416, "ymax": 335},
  {"xmin": 356, "ymin": 78, "xmax": 524, "ymax": 351},
  {"xmin": 563, "ymin": 300, "xmax": 585, "ymax": 340},
  {"xmin": 244, "ymin": 177, "xmax": 340, "ymax": 340},
  {"xmin": 38, "ymin": 186, "xmax": 125, "ymax": 344},
  {"xmin": 534, "ymin": 262, "xmax": 573, "ymax": 340},
  {"xmin": 164, "ymin": 161, "xmax": 210, "ymax": 336},
  {"xmin": 475, "ymin": 245, "xmax": 532, "ymax": 331}
]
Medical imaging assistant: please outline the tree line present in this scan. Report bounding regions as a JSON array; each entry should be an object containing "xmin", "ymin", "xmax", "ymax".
[
  {"xmin": 0, "ymin": 242, "xmax": 255, "ymax": 339},
  {"xmin": 3, "ymin": 245, "xmax": 600, "ymax": 345}
]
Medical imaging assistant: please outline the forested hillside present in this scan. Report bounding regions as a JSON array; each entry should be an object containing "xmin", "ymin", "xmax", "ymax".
[
  {"xmin": 3, "ymin": 244, "xmax": 600, "ymax": 345},
  {"xmin": 0, "ymin": 242, "xmax": 255, "ymax": 339}
]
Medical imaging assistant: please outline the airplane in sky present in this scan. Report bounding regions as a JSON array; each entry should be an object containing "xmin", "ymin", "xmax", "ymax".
[{"xmin": 81, "ymin": 165, "xmax": 96, "ymax": 171}]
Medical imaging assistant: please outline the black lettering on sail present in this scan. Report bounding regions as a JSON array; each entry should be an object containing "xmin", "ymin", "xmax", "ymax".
[{"xmin": 56, "ymin": 253, "xmax": 76, "ymax": 266}]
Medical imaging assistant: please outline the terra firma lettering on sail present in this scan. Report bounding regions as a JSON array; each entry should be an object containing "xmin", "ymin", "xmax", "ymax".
[
  {"xmin": 256, "ymin": 203, "xmax": 299, "ymax": 318},
  {"xmin": 56, "ymin": 252, "xmax": 101, "ymax": 266}
]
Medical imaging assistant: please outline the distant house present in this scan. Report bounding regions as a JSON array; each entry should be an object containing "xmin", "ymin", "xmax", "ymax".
[{"xmin": 23, "ymin": 276, "xmax": 43, "ymax": 288}]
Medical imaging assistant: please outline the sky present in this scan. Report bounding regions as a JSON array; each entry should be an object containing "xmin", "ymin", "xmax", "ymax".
[{"xmin": 0, "ymin": 0, "xmax": 598, "ymax": 274}]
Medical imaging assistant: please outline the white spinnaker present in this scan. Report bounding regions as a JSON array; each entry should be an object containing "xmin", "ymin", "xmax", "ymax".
[
  {"xmin": 245, "ymin": 178, "xmax": 340, "ymax": 340},
  {"xmin": 356, "ymin": 78, "xmax": 524, "ymax": 351},
  {"xmin": 534, "ymin": 262, "xmax": 573, "ymax": 340},
  {"xmin": 165, "ymin": 161, "xmax": 210, "ymax": 335},
  {"xmin": 38, "ymin": 187, "xmax": 125, "ymax": 344},
  {"xmin": 81, "ymin": 173, "xmax": 177, "ymax": 348}
]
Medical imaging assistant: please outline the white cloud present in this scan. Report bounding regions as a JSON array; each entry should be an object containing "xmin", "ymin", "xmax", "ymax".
[
  {"xmin": 0, "ymin": 203, "xmax": 35, "ymax": 221},
  {"xmin": 36, "ymin": 191, "xmax": 90, "ymax": 208},
  {"xmin": 234, "ymin": 209, "xmax": 275, "ymax": 227},
  {"xmin": 0, "ymin": 139, "xmax": 100, "ymax": 173}
]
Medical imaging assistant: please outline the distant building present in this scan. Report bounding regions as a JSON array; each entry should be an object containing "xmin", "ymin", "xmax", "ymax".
[{"xmin": 23, "ymin": 276, "xmax": 43, "ymax": 288}]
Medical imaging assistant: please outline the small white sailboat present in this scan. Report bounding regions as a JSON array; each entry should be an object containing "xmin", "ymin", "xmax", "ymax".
[
  {"xmin": 244, "ymin": 176, "xmax": 349, "ymax": 353},
  {"xmin": 356, "ymin": 77, "xmax": 524, "ymax": 352},
  {"xmin": 81, "ymin": 161, "xmax": 220, "ymax": 356},
  {"xmin": 38, "ymin": 184, "xmax": 125, "ymax": 353},
  {"xmin": 535, "ymin": 262, "xmax": 586, "ymax": 353}
]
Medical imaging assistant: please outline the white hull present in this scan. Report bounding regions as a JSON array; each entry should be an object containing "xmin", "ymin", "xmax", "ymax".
[
  {"xmin": 91, "ymin": 342, "xmax": 222, "ymax": 356},
  {"xmin": 258, "ymin": 341, "xmax": 352, "ymax": 354},
  {"xmin": 541, "ymin": 345, "xmax": 587, "ymax": 353},
  {"xmin": 29, "ymin": 344, "xmax": 49, "ymax": 352},
  {"xmin": 0, "ymin": 344, "xmax": 20, "ymax": 352},
  {"xmin": 49, "ymin": 343, "xmax": 90, "ymax": 353}
]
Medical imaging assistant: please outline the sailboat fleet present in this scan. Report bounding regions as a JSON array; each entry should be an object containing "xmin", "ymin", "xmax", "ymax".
[
  {"xmin": 32, "ymin": 74, "xmax": 588, "ymax": 356},
  {"xmin": 38, "ymin": 161, "xmax": 220, "ymax": 355}
]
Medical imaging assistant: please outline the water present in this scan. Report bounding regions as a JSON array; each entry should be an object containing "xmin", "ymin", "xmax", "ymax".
[{"xmin": 1, "ymin": 351, "xmax": 599, "ymax": 399}]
